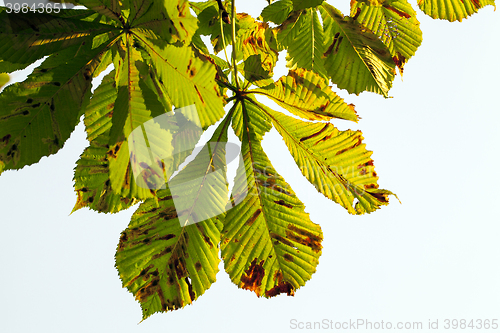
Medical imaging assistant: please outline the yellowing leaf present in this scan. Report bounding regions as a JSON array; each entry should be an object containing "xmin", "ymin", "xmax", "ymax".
[
  {"xmin": 418, "ymin": 0, "xmax": 496, "ymax": 21},
  {"xmin": 320, "ymin": 3, "xmax": 396, "ymax": 96},
  {"xmin": 236, "ymin": 14, "xmax": 279, "ymax": 86},
  {"xmin": 222, "ymin": 98, "xmax": 322, "ymax": 297},
  {"xmin": 351, "ymin": 0, "xmax": 423, "ymax": 75},
  {"xmin": 268, "ymin": 109, "xmax": 396, "ymax": 214},
  {"xmin": 252, "ymin": 68, "xmax": 359, "ymax": 122}
]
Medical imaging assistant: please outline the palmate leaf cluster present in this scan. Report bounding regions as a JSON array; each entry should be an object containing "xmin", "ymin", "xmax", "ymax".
[{"xmin": 0, "ymin": 0, "xmax": 494, "ymax": 320}]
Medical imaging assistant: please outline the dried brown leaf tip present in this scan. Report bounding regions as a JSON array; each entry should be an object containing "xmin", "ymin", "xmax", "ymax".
[{"xmin": 240, "ymin": 258, "xmax": 265, "ymax": 295}]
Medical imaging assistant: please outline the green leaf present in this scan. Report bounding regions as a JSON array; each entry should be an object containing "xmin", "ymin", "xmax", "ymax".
[
  {"xmin": 351, "ymin": 0, "xmax": 423, "ymax": 74},
  {"xmin": 222, "ymin": 98, "xmax": 323, "ymax": 297},
  {"xmin": 73, "ymin": 70, "xmax": 138, "ymax": 213},
  {"xmin": 0, "ymin": 10, "xmax": 116, "ymax": 73},
  {"xmin": 115, "ymin": 116, "xmax": 231, "ymax": 319},
  {"xmin": 417, "ymin": 0, "xmax": 495, "ymax": 21},
  {"xmin": 320, "ymin": 3, "xmax": 396, "ymax": 96},
  {"xmin": 260, "ymin": 0, "xmax": 293, "ymax": 25},
  {"xmin": 0, "ymin": 38, "xmax": 110, "ymax": 174},
  {"xmin": 292, "ymin": 0, "xmax": 324, "ymax": 10},
  {"xmin": 267, "ymin": 109, "xmax": 396, "ymax": 214},
  {"xmin": 251, "ymin": 68, "xmax": 359, "ymax": 122},
  {"xmin": 277, "ymin": 8, "xmax": 327, "ymax": 77},
  {"xmin": 134, "ymin": 29, "xmax": 225, "ymax": 129}
]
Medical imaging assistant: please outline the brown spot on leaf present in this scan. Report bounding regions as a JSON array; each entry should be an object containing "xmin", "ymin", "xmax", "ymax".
[
  {"xmin": 195, "ymin": 223, "xmax": 213, "ymax": 247},
  {"xmin": 324, "ymin": 33, "xmax": 343, "ymax": 57},
  {"xmin": 274, "ymin": 199, "xmax": 293, "ymax": 209},
  {"xmin": 352, "ymin": 7, "xmax": 361, "ymax": 21},
  {"xmin": 158, "ymin": 234, "xmax": 176, "ymax": 241},
  {"xmin": 470, "ymin": 0, "xmax": 482, "ymax": 8},
  {"xmin": 318, "ymin": 100, "xmax": 330, "ymax": 113},
  {"xmin": 246, "ymin": 209, "xmax": 261, "ymax": 226},
  {"xmin": 286, "ymin": 225, "xmax": 322, "ymax": 253},
  {"xmin": 136, "ymin": 278, "xmax": 161, "ymax": 303},
  {"xmin": 118, "ymin": 231, "xmax": 128, "ymax": 249},
  {"xmin": 107, "ymin": 142, "xmax": 122, "ymax": 159},
  {"xmin": 185, "ymin": 277, "xmax": 195, "ymax": 302},
  {"xmin": 265, "ymin": 281, "xmax": 295, "ymax": 297},
  {"xmin": 83, "ymin": 68, "xmax": 92, "ymax": 81},
  {"xmin": 240, "ymin": 258, "xmax": 265, "ymax": 295},
  {"xmin": 358, "ymin": 160, "xmax": 373, "ymax": 168},
  {"xmin": 1, "ymin": 134, "xmax": 11, "ymax": 144},
  {"xmin": 283, "ymin": 253, "xmax": 294, "ymax": 262},
  {"xmin": 368, "ymin": 191, "xmax": 389, "ymax": 203},
  {"xmin": 383, "ymin": 4, "xmax": 411, "ymax": 18},
  {"xmin": 152, "ymin": 246, "xmax": 172, "ymax": 260},
  {"xmin": 392, "ymin": 52, "xmax": 406, "ymax": 75},
  {"xmin": 336, "ymin": 137, "xmax": 362, "ymax": 155},
  {"xmin": 194, "ymin": 86, "xmax": 205, "ymax": 105},
  {"xmin": 173, "ymin": 257, "xmax": 188, "ymax": 279},
  {"xmin": 270, "ymin": 232, "xmax": 295, "ymax": 248},
  {"xmin": 364, "ymin": 184, "xmax": 378, "ymax": 189},
  {"xmin": 195, "ymin": 261, "xmax": 202, "ymax": 271},
  {"xmin": 300, "ymin": 123, "xmax": 329, "ymax": 142}
]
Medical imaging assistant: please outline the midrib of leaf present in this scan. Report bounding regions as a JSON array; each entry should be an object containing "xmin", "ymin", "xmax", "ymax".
[
  {"xmin": 125, "ymin": 34, "xmax": 136, "ymax": 138},
  {"xmin": 309, "ymin": 9, "xmax": 315, "ymax": 70}
]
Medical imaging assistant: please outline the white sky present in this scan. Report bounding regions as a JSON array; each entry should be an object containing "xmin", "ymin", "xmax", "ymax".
[{"xmin": 0, "ymin": 1, "xmax": 499, "ymax": 332}]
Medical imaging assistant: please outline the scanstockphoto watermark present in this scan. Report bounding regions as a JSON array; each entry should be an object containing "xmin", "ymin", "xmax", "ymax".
[
  {"xmin": 128, "ymin": 105, "xmax": 247, "ymax": 227},
  {"xmin": 290, "ymin": 319, "xmax": 424, "ymax": 330},
  {"xmin": 290, "ymin": 318, "xmax": 499, "ymax": 330}
]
